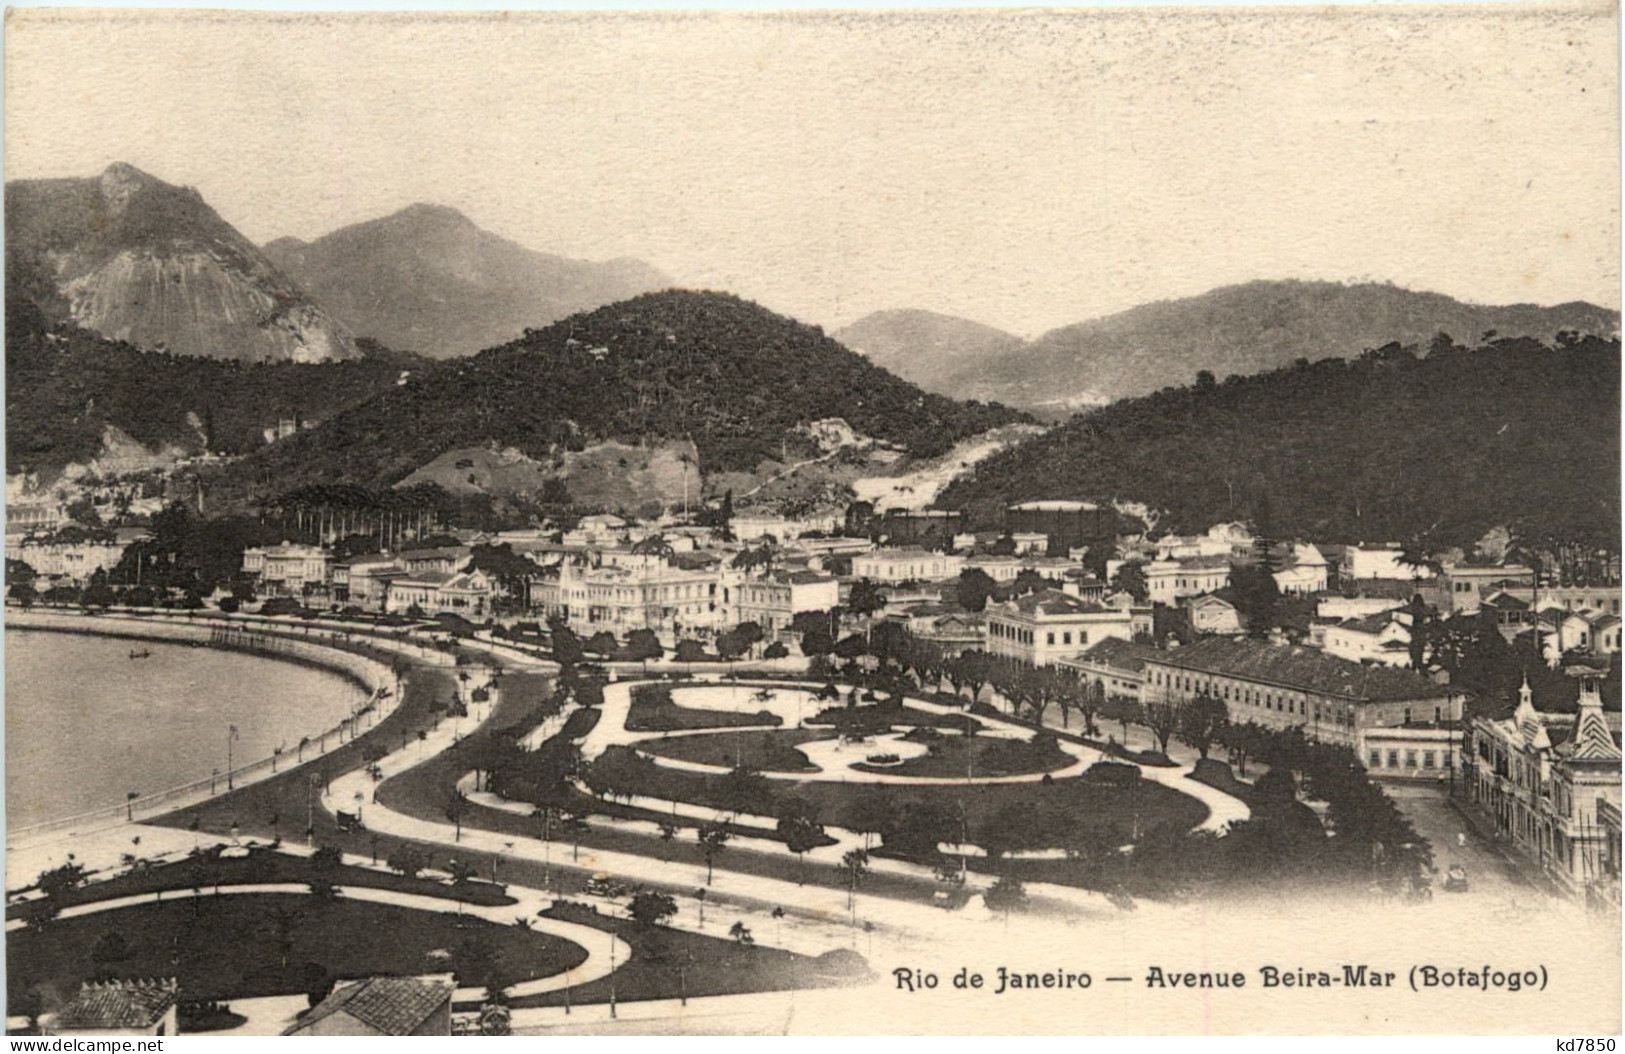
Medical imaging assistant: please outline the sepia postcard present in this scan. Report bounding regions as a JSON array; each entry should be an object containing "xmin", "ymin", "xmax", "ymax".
[{"xmin": 2, "ymin": 3, "xmax": 1620, "ymax": 1037}]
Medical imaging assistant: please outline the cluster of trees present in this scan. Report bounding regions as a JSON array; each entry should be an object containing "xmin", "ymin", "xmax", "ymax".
[{"xmin": 938, "ymin": 332, "xmax": 1621, "ymax": 550}]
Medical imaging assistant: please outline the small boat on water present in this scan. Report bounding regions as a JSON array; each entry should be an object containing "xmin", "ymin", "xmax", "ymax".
[{"xmin": 128, "ymin": 647, "xmax": 152, "ymax": 660}]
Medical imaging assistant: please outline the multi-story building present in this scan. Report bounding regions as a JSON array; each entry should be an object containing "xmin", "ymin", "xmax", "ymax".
[
  {"xmin": 1316, "ymin": 611, "xmax": 1413, "ymax": 667},
  {"xmin": 1463, "ymin": 677, "xmax": 1622, "ymax": 895},
  {"xmin": 555, "ymin": 552, "xmax": 721, "ymax": 643},
  {"xmin": 339, "ymin": 555, "xmax": 408, "ymax": 610},
  {"xmin": 1185, "ymin": 594, "xmax": 1244, "ymax": 636},
  {"xmin": 242, "ymin": 543, "xmax": 333, "ymax": 598},
  {"xmin": 1141, "ymin": 555, "xmax": 1231, "ymax": 606},
  {"xmin": 720, "ymin": 569, "xmax": 840, "ymax": 637},
  {"xmin": 1439, "ymin": 562, "xmax": 1537, "ymax": 614},
  {"xmin": 1057, "ymin": 637, "xmax": 1162, "ymax": 703},
  {"xmin": 1273, "ymin": 544, "xmax": 1330, "ymax": 595},
  {"xmin": 985, "ymin": 589, "xmax": 1151, "ymax": 666},
  {"xmin": 1154, "ymin": 523, "xmax": 1254, "ymax": 562},
  {"xmin": 850, "ymin": 548, "xmax": 966, "ymax": 584},
  {"xmin": 8, "ymin": 528, "xmax": 146, "ymax": 587},
  {"xmin": 1342, "ymin": 544, "xmax": 1436, "ymax": 582},
  {"xmin": 396, "ymin": 547, "xmax": 471, "ymax": 577},
  {"xmin": 1141, "ymin": 636, "xmax": 1465, "ymax": 769},
  {"xmin": 384, "ymin": 568, "xmax": 495, "ymax": 618}
]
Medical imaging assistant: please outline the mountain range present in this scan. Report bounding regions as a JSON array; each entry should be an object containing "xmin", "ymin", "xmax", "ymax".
[
  {"xmin": 6, "ymin": 164, "xmax": 358, "ymax": 365},
  {"xmin": 262, "ymin": 204, "xmax": 670, "ymax": 358},
  {"xmin": 843, "ymin": 282, "xmax": 1620, "ymax": 410}
]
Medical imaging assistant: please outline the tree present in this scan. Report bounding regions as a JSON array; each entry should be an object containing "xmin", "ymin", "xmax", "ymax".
[
  {"xmin": 628, "ymin": 889, "xmax": 678, "ymax": 927},
  {"xmin": 840, "ymin": 848, "xmax": 870, "ymax": 914},
  {"xmin": 445, "ymin": 790, "xmax": 469, "ymax": 842},
  {"xmin": 9, "ymin": 581, "xmax": 38, "ymax": 609},
  {"xmin": 1176, "ymin": 694, "xmax": 1230, "ymax": 759},
  {"xmin": 697, "ymin": 821, "xmax": 731, "ymax": 884},
  {"xmin": 955, "ymin": 568, "xmax": 997, "ymax": 613},
  {"xmin": 387, "ymin": 847, "xmax": 429, "ymax": 879},
  {"xmin": 1111, "ymin": 560, "xmax": 1149, "ymax": 604},
  {"xmin": 1141, "ymin": 700, "xmax": 1179, "ymax": 754},
  {"xmin": 763, "ymin": 641, "xmax": 790, "ymax": 660},
  {"xmin": 624, "ymin": 628, "xmax": 663, "ymax": 672},
  {"xmin": 1230, "ymin": 563, "xmax": 1281, "ymax": 639},
  {"xmin": 983, "ymin": 875, "xmax": 1028, "ymax": 917},
  {"xmin": 548, "ymin": 616, "xmax": 585, "ymax": 667},
  {"xmin": 848, "ymin": 578, "xmax": 887, "ymax": 620},
  {"xmin": 587, "ymin": 631, "xmax": 620, "ymax": 660},
  {"xmin": 675, "ymin": 639, "xmax": 708, "ymax": 665},
  {"xmin": 777, "ymin": 811, "xmax": 825, "ymax": 884}
]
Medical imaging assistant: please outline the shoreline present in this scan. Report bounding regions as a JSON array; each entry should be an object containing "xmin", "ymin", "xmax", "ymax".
[{"xmin": 4, "ymin": 610, "xmax": 399, "ymax": 849}]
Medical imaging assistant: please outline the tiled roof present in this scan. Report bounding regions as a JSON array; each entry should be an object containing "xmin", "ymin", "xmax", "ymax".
[
  {"xmin": 1007, "ymin": 589, "xmax": 1109, "ymax": 617},
  {"xmin": 54, "ymin": 980, "xmax": 177, "ymax": 1029},
  {"xmin": 1146, "ymin": 636, "xmax": 1456, "ymax": 702},
  {"xmin": 287, "ymin": 976, "xmax": 453, "ymax": 1036},
  {"xmin": 1068, "ymin": 637, "xmax": 1163, "ymax": 673},
  {"xmin": 395, "ymin": 571, "xmax": 454, "ymax": 587}
]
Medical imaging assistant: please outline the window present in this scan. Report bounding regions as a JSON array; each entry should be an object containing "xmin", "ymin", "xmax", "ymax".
[
  {"xmin": 1388, "ymin": 750, "xmax": 1400, "ymax": 767},
  {"xmin": 1405, "ymin": 750, "xmax": 1418, "ymax": 768},
  {"xmin": 1063, "ymin": 631, "xmax": 1072, "ymax": 645},
  {"xmin": 1423, "ymin": 751, "xmax": 1436, "ymax": 769},
  {"xmin": 1369, "ymin": 750, "xmax": 1382, "ymax": 768},
  {"xmin": 1046, "ymin": 632, "xmax": 1055, "ymax": 646}
]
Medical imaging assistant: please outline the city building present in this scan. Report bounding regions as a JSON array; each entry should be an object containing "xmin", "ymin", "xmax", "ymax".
[
  {"xmin": 1341, "ymin": 544, "xmax": 1437, "ymax": 581},
  {"xmin": 242, "ymin": 543, "xmax": 333, "ymax": 598},
  {"xmin": 1003, "ymin": 500, "xmax": 1113, "ymax": 554},
  {"xmin": 1316, "ymin": 594, "xmax": 1409, "ymax": 621},
  {"xmin": 1317, "ymin": 611, "xmax": 1413, "ymax": 667},
  {"xmin": 283, "ymin": 976, "xmax": 454, "ymax": 1037},
  {"xmin": 43, "ymin": 979, "xmax": 179, "ymax": 1037},
  {"xmin": 1439, "ymin": 562, "xmax": 1537, "ymax": 614},
  {"xmin": 340, "ymin": 555, "xmax": 409, "ymax": 610},
  {"xmin": 396, "ymin": 546, "xmax": 471, "ymax": 576},
  {"xmin": 1153, "ymin": 523, "xmax": 1254, "ymax": 562},
  {"xmin": 985, "ymin": 588, "xmax": 1151, "ymax": 666},
  {"xmin": 554, "ymin": 552, "xmax": 720, "ymax": 643},
  {"xmin": 1463, "ymin": 677, "xmax": 1623, "ymax": 895},
  {"xmin": 1057, "ymin": 637, "xmax": 1162, "ymax": 703},
  {"xmin": 7, "ymin": 528, "xmax": 146, "ymax": 587},
  {"xmin": 720, "ymin": 569, "xmax": 840, "ymax": 637},
  {"xmin": 1185, "ymin": 593, "xmax": 1244, "ymax": 635},
  {"xmin": 850, "ymin": 548, "xmax": 965, "ymax": 584},
  {"xmin": 1273, "ymin": 544, "xmax": 1330, "ymax": 595},
  {"xmin": 384, "ymin": 568, "xmax": 495, "ymax": 618},
  {"xmin": 1141, "ymin": 555, "xmax": 1231, "ymax": 605},
  {"xmin": 1141, "ymin": 637, "xmax": 1465, "ymax": 766}
]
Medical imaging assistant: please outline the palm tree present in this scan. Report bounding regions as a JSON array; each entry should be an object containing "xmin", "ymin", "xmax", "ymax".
[{"xmin": 841, "ymin": 848, "xmax": 870, "ymax": 918}]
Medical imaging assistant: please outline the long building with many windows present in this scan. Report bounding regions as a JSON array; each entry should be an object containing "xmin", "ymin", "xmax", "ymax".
[{"xmin": 1140, "ymin": 636, "xmax": 1465, "ymax": 772}]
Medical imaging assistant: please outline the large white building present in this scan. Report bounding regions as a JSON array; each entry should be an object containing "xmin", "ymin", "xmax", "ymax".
[
  {"xmin": 850, "ymin": 548, "xmax": 965, "ymax": 584},
  {"xmin": 719, "ymin": 568, "xmax": 841, "ymax": 638},
  {"xmin": 1342, "ymin": 545, "xmax": 1435, "ymax": 581},
  {"xmin": 985, "ymin": 589, "xmax": 1152, "ymax": 666},
  {"xmin": 242, "ymin": 543, "xmax": 333, "ymax": 597}
]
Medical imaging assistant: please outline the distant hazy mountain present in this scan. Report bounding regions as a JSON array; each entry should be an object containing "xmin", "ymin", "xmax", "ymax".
[
  {"xmin": 834, "ymin": 309, "xmax": 1025, "ymax": 395},
  {"xmin": 263, "ymin": 204, "xmax": 671, "ymax": 358},
  {"xmin": 6, "ymin": 163, "xmax": 358, "ymax": 364},
  {"xmin": 958, "ymin": 281, "xmax": 1621, "ymax": 407}
]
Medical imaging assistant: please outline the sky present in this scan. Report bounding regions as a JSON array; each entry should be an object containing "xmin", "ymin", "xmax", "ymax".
[{"xmin": 6, "ymin": 6, "xmax": 1619, "ymax": 336}]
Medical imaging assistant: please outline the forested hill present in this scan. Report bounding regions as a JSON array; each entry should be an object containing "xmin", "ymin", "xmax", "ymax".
[
  {"xmin": 936, "ymin": 333, "xmax": 1621, "ymax": 547},
  {"xmin": 5, "ymin": 299, "xmax": 424, "ymax": 478},
  {"xmin": 240, "ymin": 290, "xmax": 1028, "ymax": 491}
]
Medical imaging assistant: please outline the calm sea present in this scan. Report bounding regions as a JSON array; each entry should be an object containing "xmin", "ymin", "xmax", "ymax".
[{"xmin": 4, "ymin": 629, "xmax": 367, "ymax": 829}]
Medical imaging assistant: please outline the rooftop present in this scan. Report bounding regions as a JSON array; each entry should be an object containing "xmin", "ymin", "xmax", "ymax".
[
  {"xmin": 285, "ymin": 976, "xmax": 454, "ymax": 1036},
  {"xmin": 1146, "ymin": 636, "xmax": 1457, "ymax": 702},
  {"xmin": 1007, "ymin": 500, "xmax": 1098, "ymax": 512},
  {"xmin": 1065, "ymin": 637, "xmax": 1164, "ymax": 672},
  {"xmin": 53, "ymin": 980, "xmax": 177, "ymax": 1030}
]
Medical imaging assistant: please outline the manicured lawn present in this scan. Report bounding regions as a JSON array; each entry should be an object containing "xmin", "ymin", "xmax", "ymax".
[
  {"xmin": 518, "ymin": 901, "xmax": 870, "ymax": 1009},
  {"xmin": 852, "ymin": 731, "xmax": 1073, "ymax": 779},
  {"xmin": 8, "ymin": 893, "xmax": 586, "ymax": 1011},
  {"xmin": 626, "ymin": 693, "xmax": 782, "ymax": 733},
  {"xmin": 635, "ymin": 729, "xmax": 829, "ymax": 774},
  {"xmin": 7, "ymin": 850, "xmax": 514, "ymax": 923}
]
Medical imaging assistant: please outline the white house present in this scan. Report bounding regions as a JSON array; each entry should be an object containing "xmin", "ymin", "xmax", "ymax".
[
  {"xmin": 1186, "ymin": 593, "xmax": 1244, "ymax": 635},
  {"xmin": 850, "ymin": 548, "xmax": 965, "ymax": 584},
  {"xmin": 1319, "ymin": 611, "xmax": 1413, "ymax": 667},
  {"xmin": 1273, "ymin": 544, "xmax": 1329, "ymax": 595},
  {"xmin": 1343, "ymin": 545, "xmax": 1434, "ymax": 581},
  {"xmin": 986, "ymin": 588, "xmax": 1152, "ymax": 666}
]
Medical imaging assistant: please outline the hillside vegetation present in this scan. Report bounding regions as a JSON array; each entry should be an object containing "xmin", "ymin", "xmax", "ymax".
[
  {"xmin": 238, "ymin": 290, "xmax": 1028, "ymax": 494},
  {"xmin": 936, "ymin": 332, "xmax": 1620, "ymax": 547},
  {"xmin": 5, "ymin": 300, "xmax": 423, "ymax": 478}
]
